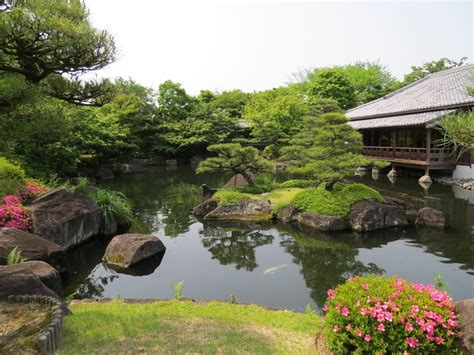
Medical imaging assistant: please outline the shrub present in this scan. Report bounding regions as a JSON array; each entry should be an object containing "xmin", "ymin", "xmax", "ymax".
[
  {"xmin": 278, "ymin": 179, "xmax": 315, "ymax": 189},
  {"xmin": 323, "ymin": 275, "xmax": 461, "ymax": 354},
  {"xmin": 0, "ymin": 157, "xmax": 25, "ymax": 197},
  {"xmin": 7, "ymin": 247, "xmax": 24, "ymax": 265},
  {"xmin": 89, "ymin": 189, "xmax": 133, "ymax": 226},
  {"xmin": 18, "ymin": 179, "xmax": 49, "ymax": 201},
  {"xmin": 213, "ymin": 190, "xmax": 251, "ymax": 206},
  {"xmin": 0, "ymin": 195, "xmax": 31, "ymax": 231},
  {"xmin": 262, "ymin": 144, "xmax": 280, "ymax": 159},
  {"xmin": 291, "ymin": 183, "xmax": 383, "ymax": 217}
]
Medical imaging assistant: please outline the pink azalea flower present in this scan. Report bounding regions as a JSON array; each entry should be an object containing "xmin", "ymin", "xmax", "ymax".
[
  {"xmin": 447, "ymin": 319, "xmax": 458, "ymax": 328},
  {"xmin": 377, "ymin": 323, "xmax": 385, "ymax": 332},
  {"xmin": 341, "ymin": 307, "xmax": 350, "ymax": 317},
  {"xmin": 356, "ymin": 300, "xmax": 361, "ymax": 307},
  {"xmin": 333, "ymin": 325, "xmax": 339, "ymax": 333},
  {"xmin": 360, "ymin": 308, "xmax": 367, "ymax": 316},
  {"xmin": 406, "ymin": 337, "xmax": 419, "ymax": 348},
  {"xmin": 434, "ymin": 337, "xmax": 444, "ymax": 345},
  {"xmin": 411, "ymin": 305, "xmax": 419, "ymax": 313},
  {"xmin": 364, "ymin": 334, "xmax": 371, "ymax": 342},
  {"xmin": 346, "ymin": 324, "xmax": 352, "ymax": 331},
  {"xmin": 327, "ymin": 289, "xmax": 336, "ymax": 299},
  {"xmin": 405, "ymin": 322, "xmax": 413, "ymax": 332},
  {"xmin": 355, "ymin": 328, "xmax": 363, "ymax": 337},
  {"xmin": 362, "ymin": 283, "xmax": 369, "ymax": 290},
  {"xmin": 322, "ymin": 304, "xmax": 329, "ymax": 312}
]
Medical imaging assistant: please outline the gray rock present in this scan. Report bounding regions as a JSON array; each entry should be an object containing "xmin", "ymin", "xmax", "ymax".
[
  {"xmin": 0, "ymin": 228, "xmax": 64, "ymax": 265},
  {"xmin": 0, "ymin": 262, "xmax": 60, "ymax": 299},
  {"xmin": 95, "ymin": 167, "xmax": 114, "ymax": 179},
  {"xmin": 204, "ymin": 199, "xmax": 272, "ymax": 220},
  {"xmin": 99, "ymin": 215, "xmax": 118, "ymax": 236},
  {"xmin": 348, "ymin": 201, "xmax": 407, "ymax": 232},
  {"xmin": 28, "ymin": 189, "xmax": 101, "ymax": 249},
  {"xmin": 223, "ymin": 174, "xmax": 253, "ymax": 189},
  {"xmin": 120, "ymin": 164, "xmax": 148, "ymax": 174},
  {"xmin": 192, "ymin": 199, "xmax": 218, "ymax": 218},
  {"xmin": 455, "ymin": 299, "xmax": 474, "ymax": 354},
  {"xmin": 277, "ymin": 204, "xmax": 298, "ymax": 222},
  {"xmin": 415, "ymin": 207, "xmax": 446, "ymax": 230},
  {"xmin": 103, "ymin": 234, "xmax": 166, "ymax": 268},
  {"xmin": 7, "ymin": 261, "xmax": 62, "ymax": 295},
  {"xmin": 298, "ymin": 212, "xmax": 347, "ymax": 231},
  {"xmin": 165, "ymin": 159, "xmax": 178, "ymax": 166}
]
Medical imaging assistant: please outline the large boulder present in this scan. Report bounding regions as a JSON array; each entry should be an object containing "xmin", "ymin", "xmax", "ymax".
[
  {"xmin": 415, "ymin": 207, "xmax": 446, "ymax": 230},
  {"xmin": 28, "ymin": 189, "xmax": 101, "ymax": 249},
  {"xmin": 0, "ymin": 262, "xmax": 60, "ymax": 300},
  {"xmin": 103, "ymin": 234, "xmax": 166, "ymax": 268},
  {"xmin": 6, "ymin": 261, "xmax": 62, "ymax": 295},
  {"xmin": 455, "ymin": 299, "xmax": 474, "ymax": 353},
  {"xmin": 277, "ymin": 204, "xmax": 298, "ymax": 222},
  {"xmin": 0, "ymin": 228, "xmax": 64, "ymax": 266},
  {"xmin": 298, "ymin": 212, "xmax": 347, "ymax": 231},
  {"xmin": 192, "ymin": 198, "xmax": 218, "ymax": 218},
  {"xmin": 348, "ymin": 201, "xmax": 407, "ymax": 232},
  {"xmin": 204, "ymin": 199, "xmax": 272, "ymax": 220}
]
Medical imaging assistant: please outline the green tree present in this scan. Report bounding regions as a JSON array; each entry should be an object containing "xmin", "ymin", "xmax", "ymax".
[
  {"xmin": 402, "ymin": 57, "xmax": 467, "ymax": 85},
  {"xmin": 0, "ymin": 0, "xmax": 115, "ymax": 106},
  {"xmin": 157, "ymin": 80, "xmax": 195, "ymax": 122},
  {"xmin": 281, "ymin": 112, "xmax": 368, "ymax": 190},
  {"xmin": 306, "ymin": 68, "xmax": 357, "ymax": 109},
  {"xmin": 435, "ymin": 112, "xmax": 474, "ymax": 161},
  {"xmin": 196, "ymin": 143, "xmax": 272, "ymax": 186},
  {"xmin": 211, "ymin": 90, "xmax": 250, "ymax": 118}
]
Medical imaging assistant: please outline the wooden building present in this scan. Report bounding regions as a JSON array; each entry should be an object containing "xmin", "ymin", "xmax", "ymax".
[{"xmin": 347, "ymin": 64, "xmax": 474, "ymax": 181}]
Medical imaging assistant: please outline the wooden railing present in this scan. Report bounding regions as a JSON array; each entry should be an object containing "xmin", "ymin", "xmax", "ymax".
[{"xmin": 362, "ymin": 146, "xmax": 454, "ymax": 164}]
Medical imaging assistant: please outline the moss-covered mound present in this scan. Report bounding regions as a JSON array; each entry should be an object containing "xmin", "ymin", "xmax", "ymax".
[
  {"xmin": 213, "ymin": 188, "xmax": 303, "ymax": 207},
  {"xmin": 291, "ymin": 183, "xmax": 384, "ymax": 217}
]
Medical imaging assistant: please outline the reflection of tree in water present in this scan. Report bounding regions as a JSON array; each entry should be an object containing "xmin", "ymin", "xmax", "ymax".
[
  {"xmin": 200, "ymin": 224, "xmax": 274, "ymax": 271},
  {"xmin": 279, "ymin": 229, "xmax": 384, "ymax": 308},
  {"xmin": 72, "ymin": 266, "xmax": 118, "ymax": 299}
]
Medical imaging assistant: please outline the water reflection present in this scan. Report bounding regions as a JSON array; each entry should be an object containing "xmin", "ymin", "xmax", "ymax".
[{"xmin": 201, "ymin": 222, "xmax": 274, "ymax": 271}]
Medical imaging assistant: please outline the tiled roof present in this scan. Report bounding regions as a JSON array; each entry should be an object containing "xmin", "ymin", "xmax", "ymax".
[
  {"xmin": 347, "ymin": 64, "xmax": 474, "ymax": 121},
  {"xmin": 348, "ymin": 110, "xmax": 455, "ymax": 129}
]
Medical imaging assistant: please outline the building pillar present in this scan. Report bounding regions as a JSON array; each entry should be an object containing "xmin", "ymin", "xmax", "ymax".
[{"xmin": 426, "ymin": 128, "xmax": 431, "ymax": 163}]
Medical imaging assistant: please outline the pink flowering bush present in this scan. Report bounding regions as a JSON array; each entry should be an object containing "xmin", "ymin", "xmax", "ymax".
[
  {"xmin": 18, "ymin": 179, "xmax": 48, "ymax": 201},
  {"xmin": 323, "ymin": 275, "xmax": 461, "ymax": 354},
  {"xmin": 0, "ymin": 194, "xmax": 31, "ymax": 231}
]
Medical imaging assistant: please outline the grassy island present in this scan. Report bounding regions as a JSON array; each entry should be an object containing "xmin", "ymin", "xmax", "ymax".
[{"xmin": 60, "ymin": 300, "xmax": 322, "ymax": 354}]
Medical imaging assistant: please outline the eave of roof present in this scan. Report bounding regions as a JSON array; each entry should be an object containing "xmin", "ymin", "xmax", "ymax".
[{"xmin": 347, "ymin": 110, "xmax": 455, "ymax": 130}]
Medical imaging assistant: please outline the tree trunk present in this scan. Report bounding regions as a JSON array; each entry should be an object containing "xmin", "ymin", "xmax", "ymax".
[
  {"xmin": 325, "ymin": 180, "xmax": 337, "ymax": 191},
  {"xmin": 240, "ymin": 171, "xmax": 255, "ymax": 187}
]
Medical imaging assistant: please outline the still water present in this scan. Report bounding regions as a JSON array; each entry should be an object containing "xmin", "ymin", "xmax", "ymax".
[{"xmin": 62, "ymin": 166, "xmax": 474, "ymax": 312}]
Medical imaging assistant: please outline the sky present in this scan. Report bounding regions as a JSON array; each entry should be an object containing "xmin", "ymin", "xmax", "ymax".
[{"xmin": 84, "ymin": 0, "xmax": 473, "ymax": 95}]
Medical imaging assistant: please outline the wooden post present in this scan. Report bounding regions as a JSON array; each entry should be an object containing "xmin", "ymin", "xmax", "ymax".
[
  {"xmin": 426, "ymin": 128, "xmax": 431, "ymax": 163},
  {"xmin": 392, "ymin": 130, "xmax": 396, "ymax": 158}
]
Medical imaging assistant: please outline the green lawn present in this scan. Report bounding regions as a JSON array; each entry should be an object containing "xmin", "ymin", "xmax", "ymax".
[{"xmin": 61, "ymin": 300, "xmax": 322, "ymax": 354}]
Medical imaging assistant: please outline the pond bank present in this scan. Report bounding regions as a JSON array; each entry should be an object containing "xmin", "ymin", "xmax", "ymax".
[{"xmin": 60, "ymin": 299, "xmax": 322, "ymax": 354}]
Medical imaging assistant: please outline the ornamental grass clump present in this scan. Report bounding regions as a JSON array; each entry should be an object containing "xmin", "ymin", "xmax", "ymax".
[{"xmin": 323, "ymin": 275, "xmax": 461, "ymax": 354}]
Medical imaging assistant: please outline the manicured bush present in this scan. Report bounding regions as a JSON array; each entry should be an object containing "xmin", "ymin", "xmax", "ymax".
[
  {"xmin": 213, "ymin": 190, "xmax": 251, "ymax": 206},
  {"xmin": 278, "ymin": 179, "xmax": 315, "ymax": 189},
  {"xmin": 323, "ymin": 275, "xmax": 461, "ymax": 354},
  {"xmin": 0, "ymin": 157, "xmax": 25, "ymax": 197},
  {"xmin": 291, "ymin": 183, "xmax": 383, "ymax": 217},
  {"xmin": 0, "ymin": 195, "xmax": 31, "ymax": 231}
]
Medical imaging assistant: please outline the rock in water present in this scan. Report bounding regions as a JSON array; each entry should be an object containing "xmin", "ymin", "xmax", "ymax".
[
  {"xmin": 28, "ymin": 189, "xmax": 101, "ymax": 249},
  {"xmin": 348, "ymin": 201, "xmax": 407, "ymax": 232},
  {"xmin": 298, "ymin": 212, "xmax": 347, "ymax": 231},
  {"xmin": 95, "ymin": 167, "xmax": 114, "ymax": 179},
  {"xmin": 0, "ymin": 262, "xmax": 61, "ymax": 299},
  {"xmin": 277, "ymin": 204, "xmax": 298, "ymax": 222},
  {"xmin": 103, "ymin": 234, "xmax": 166, "ymax": 268},
  {"xmin": 455, "ymin": 299, "xmax": 474, "ymax": 354},
  {"xmin": 0, "ymin": 228, "xmax": 64, "ymax": 265},
  {"xmin": 415, "ymin": 207, "xmax": 446, "ymax": 230},
  {"xmin": 204, "ymin": 199, "xmax": 272, "ymax": 220},
  {"xmin": 192, "ymin": 198, "xmax": 218, "ymax": 218}
]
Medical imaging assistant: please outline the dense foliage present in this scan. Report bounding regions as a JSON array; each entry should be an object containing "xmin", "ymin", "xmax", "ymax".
[
  {"xmin": 435, "ymin": 112, "xmax": 474, "ymax": 161},
  {"xmin": 0, "ymin": 157, "xmax": 25, "ymax": 196},
  {"xmin": 291, "ymin": 183, "xmax": 384, "ymax": 217},
  {"xmin": 323, "ymin": 275, "xmax": 461, "ymax": 353}
]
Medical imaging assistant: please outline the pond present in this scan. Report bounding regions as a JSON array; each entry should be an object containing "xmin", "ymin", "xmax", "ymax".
[{"xmin": 62, "ymin": 166, "xmax": 474, "ymax": 312}]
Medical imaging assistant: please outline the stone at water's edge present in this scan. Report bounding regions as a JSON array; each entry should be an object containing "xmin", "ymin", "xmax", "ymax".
[
  {"xmin": 0, "ymin": 228, "xmax": 64, "ymax": 265},
  {"xmin": 103, "ymin": 233, "xmax": 166, "ymax": 268},
  {"xmin": 455, "ymin": 299, "xmax": 474, "ymax": 354},
  {"xmin": 415, "ymin": 207, "xmax": 446, "ymax": 230},
  {"xmin": 95, "ymin": 167, "xmax": 114, "ymax": 179},
  {"xmin": 348, "ymin": 201, "xmax": 407, "ymax": 232},
  {"xmin": 4, "ymin": 261, "xmax": 62, "ymax": 295},
  {"xmin": 298, "ymin": 212, "xmax": 347, "ymax": 231},
  {"xmin": 192, "ymin": 198, "xmax": 218, "ymax": 218},
  {"xmin": 277, "ymin": 204, "xmax": 298, "ymax": 222},
  {"xmin": 0, "ymin": 263, "xmax": 60, "ymax": 300},
  {"xmin": 28, "ymin": 189, "xmax": 101, "ymax": 249},
  {"xmin": 204, "ymin": 199, "xmax": 272, "ymax": 220}
]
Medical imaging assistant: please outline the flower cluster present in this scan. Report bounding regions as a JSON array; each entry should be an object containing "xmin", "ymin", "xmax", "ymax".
[
  {"xmin": 0, "ymin": 194, "xmax": 31, "ymax": 231},
  {"xmin": 18, "ymin": 179, "xmax": 48, "ymax": 202},
  {"xmin": 323, "ymin": 275, "xmax": 461, "ymax": 354}
]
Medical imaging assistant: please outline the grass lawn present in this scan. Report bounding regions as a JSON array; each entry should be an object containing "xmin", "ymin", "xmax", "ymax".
[{"xmin": 60, "ymin": 300, "xmax": 322, "ymax": 354}]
